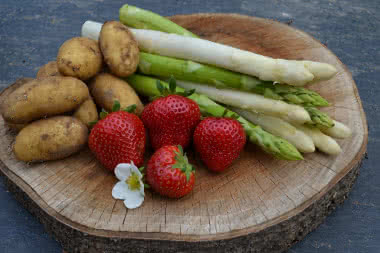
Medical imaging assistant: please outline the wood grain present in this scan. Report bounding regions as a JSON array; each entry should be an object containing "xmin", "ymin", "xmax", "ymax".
[{"xmin": 0, "ymin": 14, "xmax": 367, "ymax": 253}]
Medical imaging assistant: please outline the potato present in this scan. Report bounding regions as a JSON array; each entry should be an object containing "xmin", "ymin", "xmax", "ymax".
[
  {"xmin": 13, "ymin": 116, "xmax": 88, "ymax": 162},
  {"xmin": 1, "ymin": 76, "xmax": 89, "ymax": 124},
  {"xmin": 99, "ymin": 21, "xmax": 139, "ymax": 77},
  {"xmin": 57, "ymin": 37, "xmax": 103, "ymax": 80},
  {"xmin": 90, "ymin": 73, "xmax": 143, "ymax": 115},
  {"xmin": 1, "ymin": 78, "xmax": 33, "ymax": 110},
  {"xmin": 36, "ymin": 61, "xmax": 62, "ymax": 78},
  {"xmin": 0, "ymin": 78, "xmax": 33, "ymax": 131},
  {"xmin": 73, "ymin": 97, "xmax": 98, "ymax": 127}
]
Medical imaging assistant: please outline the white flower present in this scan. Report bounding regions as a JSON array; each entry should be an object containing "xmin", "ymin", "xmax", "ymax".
[{"xmin": 112, "ymin": 162, "xmax": 145, "ymax": 209}]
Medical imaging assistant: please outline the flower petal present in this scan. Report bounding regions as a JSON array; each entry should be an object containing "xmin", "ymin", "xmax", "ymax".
[
  {"xmin": 130, "ymin": 164, "xmax": 143, "ymax": 179},
  {"xmin": 123, "ymin": 190, "xmax": 144, "ymax": 209},
  {"xmin": 112, "ymin": 181, "xmax": 130, "ymax": 200},
  {"xmin": 114, "ymin": 163, "xmax": 133, "ymax": 181}
]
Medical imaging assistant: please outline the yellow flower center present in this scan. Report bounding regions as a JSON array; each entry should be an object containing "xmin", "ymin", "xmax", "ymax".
[{"xmin": 126, "ymin": 172, "xmax": 140, "ymax": 191}]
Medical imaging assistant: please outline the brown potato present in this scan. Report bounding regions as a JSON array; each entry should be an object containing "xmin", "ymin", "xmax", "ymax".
[
  {"xmin": 1, "ymin": 76, "xmax": 89, "ymax": 124},
  {"xmin": 36, "ymin": 61, "xmax": 62, "ymax": 78},
  {"xmin": 73, "ymin": 97, "xmax": 98, "ymax": 127},
  {"xmin": 57, "ymin": 37, "xmax": 103, "ymax": 80},
  {"xmin": 0, "ymin": 78, "xmax": 33, "ymax": 131},
  {"xmin": 99, "ymin": 21, "xmax": 139, "ymax": 77},
  {"xmin": 90, "ymin": 73, "xmax": 143, "ymax": 115},
  {"xmin": 0, "ymin": 78, "xmax": 33, "ymax": 109},
  {"xmin": 13, "ymin": 116, "xmax": 88, "ymax": 162}
]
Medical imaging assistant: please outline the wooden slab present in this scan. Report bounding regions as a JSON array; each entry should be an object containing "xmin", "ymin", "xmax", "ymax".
[{"xmin": 0, "ymin": 14, "xmax": 367, "ymax": 253}]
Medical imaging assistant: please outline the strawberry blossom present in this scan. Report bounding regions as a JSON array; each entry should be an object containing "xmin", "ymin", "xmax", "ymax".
[{"xmin": 112, "ymin": 162, "xmax": 144, "ymax": 209}]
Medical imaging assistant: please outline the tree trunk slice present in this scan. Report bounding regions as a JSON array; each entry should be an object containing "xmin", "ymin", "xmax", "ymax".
[{"xmin": 0, "ymin": 14, "xmax": 367, "ymax": 253}]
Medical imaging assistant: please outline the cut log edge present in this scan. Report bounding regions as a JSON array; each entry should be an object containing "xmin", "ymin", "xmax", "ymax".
[{"xmin": 0, "ymin": 153, "xmax": 364, "ymax": 253}]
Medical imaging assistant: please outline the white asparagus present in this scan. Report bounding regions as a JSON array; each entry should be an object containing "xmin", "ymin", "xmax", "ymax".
[
  {"xmin": 81, "ymin": 21, "xmax": 337, "ymax": 86},
  {"xmin": 282, "ymin": 113, "xmax": 352, "ymax": 140},
  {"xmin": 232, "ymin": 108, "xmax": 315, "ymax": 153},
  {"xmin": 176, "ymin": 80, "xmax": 311, "ymax": 124},
  {"xmin": 294, "ymin": 124, "xmax": 342, "ymax": 155},
  {"xmin": 81, "ymin": 20, "xmax": 102, "ymax": 41},
  {"xmin": 321, "ymin": 120, "xmax": 352, "ymax": 139},
  {"xmin": 303, "ymin": 61, "xmax": 338, "ymax": 82}
]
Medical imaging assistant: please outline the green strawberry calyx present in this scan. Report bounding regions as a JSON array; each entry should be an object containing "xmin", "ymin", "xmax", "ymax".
[
  {"xmin": 137, "ymin": 166, "xmax": 150, "ymax": 189},
  {"xmin": 172, "ymin": 145, "xmax": 195, "ymax": 182},
  {"xmin": 88, "ymin": 100, "xmax": 137, "ymax": 128},
  {"xmin": 154, "ymin": 76, "xmax": 195, "ymax": 99}
]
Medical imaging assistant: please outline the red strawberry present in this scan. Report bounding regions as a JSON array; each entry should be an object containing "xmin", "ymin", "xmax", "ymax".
[
  {"xmin": 146, "ymin": 145, "xmax": 195, "ymax": 198},
  {"xmin": 193, "ymin": 117, "xmax": 246, "ymax": 172},
  {"xmin": 142, "ymin": 94, "xmax": 201, "ymax": 150},
  {"xmin": 89, "ymin": 106, "xmax": 146, "ymax": 172}
]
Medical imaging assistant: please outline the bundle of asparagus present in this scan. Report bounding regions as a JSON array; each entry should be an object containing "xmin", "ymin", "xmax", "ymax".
[{"xmin": 81, "ymin": 4, "xmax": 352, "ymax": 159}]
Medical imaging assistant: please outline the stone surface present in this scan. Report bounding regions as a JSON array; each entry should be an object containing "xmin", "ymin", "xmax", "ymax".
[{"xmin": 0, "ymin": 0, "xmax": 379, "ymax": 252}]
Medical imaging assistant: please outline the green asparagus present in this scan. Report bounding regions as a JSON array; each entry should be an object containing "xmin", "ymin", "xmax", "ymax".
[
  {"xmin": 119, "ymin": 4, "xmax": 198, "ymax": 38},
  {"xmin": 138, "ymin": 52, "xmax": 329, "ymax": 107},
  {"xmin": 126, "ymin": 74, "xmax": 303, "ymax": 161},
  {"xmin": 304, "ymin": 106, "xmax": 335, "ymax": 129}
]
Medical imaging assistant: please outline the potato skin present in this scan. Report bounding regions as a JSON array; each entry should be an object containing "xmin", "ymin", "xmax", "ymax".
[
  {"xmin": 57, "ymin": 37, "xmax": 103, "ymax": 80},
  {"xmin": 90, "ymin": 73, "xmax": 143, "ymax": 115},
  {"xmin": 36, "ymin": 61, "xmax": 62, "ymax": 78},
  {"xmin": 0, "ymin": 78, "xmax": 33, "ymax": 131},
  {"xmin": 1, "ymin": 78, "xmax": 33, "ymax": 110},
  {"xmin": 13, "ymin": 116, "xmax": 88, "ymax": 162},
  {"xmin": 99, "ymin": 21, "xmax": 139, "ymax": 77},
  {"xmin": 73, "ymin": 97, "xmax": 98, "ymax": 127},
  {"xmin": 1, "ymin": 76, "xmax": 89, "ymax": 124}
]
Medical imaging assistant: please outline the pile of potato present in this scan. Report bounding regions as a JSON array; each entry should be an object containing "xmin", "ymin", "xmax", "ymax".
[{"xmin": 0, "ymin": 21, "xmax": 143, "ymax": 163}]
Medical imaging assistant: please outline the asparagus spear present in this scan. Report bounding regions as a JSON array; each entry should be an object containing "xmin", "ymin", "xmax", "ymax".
[
  {"xmin": 304, "ymin": 106, "xmax": 335, "ymax": 129},
  {"xmin": 294, "ymin": 124, "xmax": 342, "ymax": 155},
  {"xmin": 231, "ymin": 108, "xmax": 315, "ymax": 153},
  {"xmin": 126, "ymin": 74, "xmax": 303, "ymax": 161},
  {"xmin": 82, "ymin": 21, "xmax": 337, "ymax": 86},
  {"xmin": 321, "ymin": 120, "xmax": 352, "ymax": 139},
  {"xmin": 138, "ymin": 52, "xmax": 329, "ymax": 106},
  {"xmin": 175, "ymin": 80, "xmax": 311, "ymax": 124},
  {"xmin": 119, "ymin": 4, "xmax": 198, "ymax": 38}
]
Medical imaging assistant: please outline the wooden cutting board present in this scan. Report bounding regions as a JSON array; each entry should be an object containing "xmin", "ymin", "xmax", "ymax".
[{"xmin": 0, "ymin": 14, "xmax": 367, "ymax": 253}]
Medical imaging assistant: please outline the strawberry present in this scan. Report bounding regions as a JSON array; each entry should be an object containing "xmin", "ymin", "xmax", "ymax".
[
  {"xmin": 141, "ymin": 79, "xmax": 201, "ymax": 150},
  {"xmin": 88, "ymin": 102, "xmax": 146, "ymax": 172},
  {"xmin": 146, "ymin": 145, "xmax": 195, "ymax": 198},
  {"xmin": 193, "ymin": 117, "xmax": 246, "ymax": 172}
]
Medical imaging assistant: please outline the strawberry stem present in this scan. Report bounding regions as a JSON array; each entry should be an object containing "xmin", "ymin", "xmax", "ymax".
[
  {"xmin": 155, "ymin": 78, "xmax": 196, "ymax": 98},
  {"xmin": 169, "ymin": 75, "xmax": 176, "ymax": 93},
  {"xmin": 112, "ymin": 100, "xmax": 121, "ymax": 112},
  {"xmin": 156, "ymin": 80, "xmax": 165, "ymax": 94},
  {"xmin": 171, "ymin": 145, "xmax": 195, "ymax": 182},
  {"xmin": 123, "ymin": 104, "xmax": 137, "ymax": 113},
  {"xmin": 88, "ymin": 121, "xmax": 98, "ymax": 128},
  {"xmin": 99, "ymin": 109, "xmax": 109, "ymax": 119}
]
